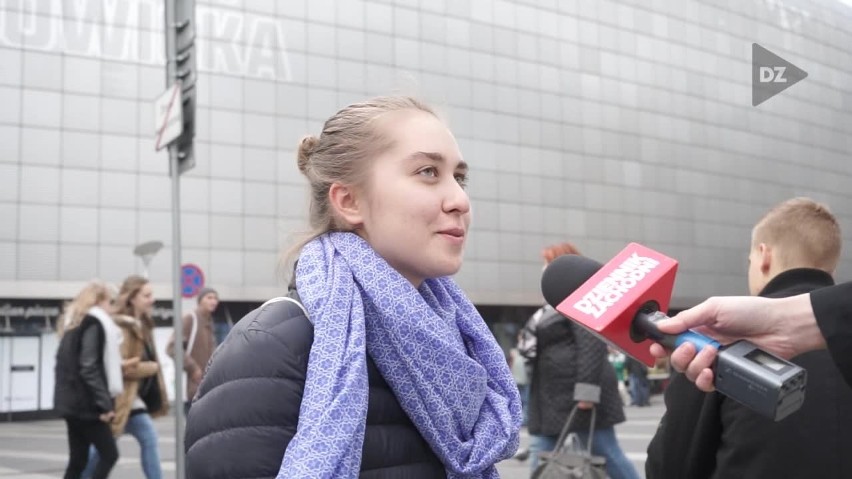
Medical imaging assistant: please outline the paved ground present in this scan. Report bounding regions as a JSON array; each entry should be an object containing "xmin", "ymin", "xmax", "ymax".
[{"xmin": 0, "ymin": 397, "xmax": 665, "ymax": 478}]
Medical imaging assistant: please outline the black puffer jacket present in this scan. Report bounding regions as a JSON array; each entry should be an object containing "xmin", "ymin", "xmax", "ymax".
[
  {"xmin": 54, "ymin": 315, "xmax": 114, "ymax": 420},
  {"xmin": 527, "ymin": 306, "xmax": 625, "ymax": 436},
  {"xmin": 185, "ymin": 292, "xmax": 445, "ymax": 479}
]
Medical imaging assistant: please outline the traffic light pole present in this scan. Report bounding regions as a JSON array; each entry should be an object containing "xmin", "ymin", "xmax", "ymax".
[{"xmin": 163, "ymin": 1, "xmax": 186, "ymax": 477}]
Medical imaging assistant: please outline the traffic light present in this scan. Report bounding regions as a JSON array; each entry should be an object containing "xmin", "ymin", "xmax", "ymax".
[{"xmin": 172, "ymin": 0, "xmax": 196, "ymax": 175}]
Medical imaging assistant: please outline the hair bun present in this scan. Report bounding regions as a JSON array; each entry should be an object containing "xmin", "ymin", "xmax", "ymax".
[{"xmin": 297, "ymin": 136, "xmax": 319, "ymax": 174}]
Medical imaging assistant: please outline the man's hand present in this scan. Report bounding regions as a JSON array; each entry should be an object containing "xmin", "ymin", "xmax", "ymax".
[
  {"xmin": 577, "ymin": 401, "xmax": 595, "ymax": 410},
  {"xmin": 191, "ymin": 368, "xmax": 203, "ymax": 383}
]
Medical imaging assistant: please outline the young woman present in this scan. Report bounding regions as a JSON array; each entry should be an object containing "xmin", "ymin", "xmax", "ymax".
[
  {"xmin": 185, "ymin": 96, "xmax": 522, "ymax": 478},
  {"xmin": 54, "ymin": 280, "xmax": 123, "ymax": 479},
  {"xmin": 83, "ymin": 276, "xmax": 168, "ymax": 479}
]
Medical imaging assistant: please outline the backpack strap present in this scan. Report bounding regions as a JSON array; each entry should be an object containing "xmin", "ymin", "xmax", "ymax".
[
  {"xmin": 260, "ymin": 296, "xmax": 309, "ymax": 319},
  {"xmin": 186, "ymin": 311, "xmax": 199, "ymax": 357}
]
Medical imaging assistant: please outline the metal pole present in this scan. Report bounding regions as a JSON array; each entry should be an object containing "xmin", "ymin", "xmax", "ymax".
[
  {"xmin": 164, "ymin": 1, "xmax": 186, "ymax": 477},
  {"xmin": 169, "ymin": 144, "xmax": 185, "ymax": 479}
]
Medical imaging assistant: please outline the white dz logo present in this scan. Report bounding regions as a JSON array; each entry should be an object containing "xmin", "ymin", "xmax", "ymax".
[
  {"xmin": 752, "ymin": 44, "xmax": 807, "ymax": 106},
  {"xmin": 759, "ymin": 66, "xmax": 787, "ymax": 83}
]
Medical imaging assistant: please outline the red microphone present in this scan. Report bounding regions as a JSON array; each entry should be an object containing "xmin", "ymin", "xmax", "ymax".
[
  {"xmin": 541, "ymin": 243, "xmax": 807, "ymax": 421},
  {"xmin": 542, "ymin": 243, "xmax": 685, "ymax": 366}
]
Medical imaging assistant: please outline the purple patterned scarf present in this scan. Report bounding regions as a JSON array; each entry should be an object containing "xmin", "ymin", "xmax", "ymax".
[{"xmin": 278, "ymin": 232, "xmax": 521, "ymax": 478}]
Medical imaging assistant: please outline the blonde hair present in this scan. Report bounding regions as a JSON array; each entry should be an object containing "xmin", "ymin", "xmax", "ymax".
[
  {"xmin": 752, "ymin": 197, "xmax": 841, "ymax": 272},
  {"xmin": 58, "ymin": 280, "xmax": 113, "ymax": 337},
  {"xmin": 283, "ymin": 96, "xmax": 437, "ymax": 271},
  {"xmin": 297, "ymin": 95, "xmax": 436, "ymax": 236},
  {"xmin": 116, "ymin": 275, "xmax": 155, "ymax": 335},
  {"xmin": 541, "ymin": 242, "xmax": 582, "ymax": 265}
]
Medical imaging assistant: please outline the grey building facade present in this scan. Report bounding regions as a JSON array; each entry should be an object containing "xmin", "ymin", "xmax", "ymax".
[{"xmin": 1, "ymin": 0, "xmax": 850, "ymax": 313}]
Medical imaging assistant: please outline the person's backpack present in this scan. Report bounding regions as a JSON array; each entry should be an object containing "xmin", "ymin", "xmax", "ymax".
[{"xmin": 518, "ymin": 305, "xmax": 553, "ymax": 361}]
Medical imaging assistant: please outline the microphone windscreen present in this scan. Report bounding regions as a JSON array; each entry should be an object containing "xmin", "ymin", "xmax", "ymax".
[{"xmin": 540, "ymin": 254, "xmax": 603, "ymax": 307}]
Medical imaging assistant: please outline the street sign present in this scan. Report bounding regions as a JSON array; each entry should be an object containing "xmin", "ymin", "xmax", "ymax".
[
  {"xmin": 180, "ymin": 263, "xmax": 205, "ymax": 298},
  {"xmin": 154, "ymin": 82, "xmax": 183, "ymax": 151}
]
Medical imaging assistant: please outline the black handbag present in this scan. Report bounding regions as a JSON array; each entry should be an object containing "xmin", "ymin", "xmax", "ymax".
[
  {"xmin": 532, "ymin": 404, "xmax": 607, "ymax": 479},
  {"xmin": 137, "ymin": 342, "xmax": 163, "ymax": 412}
]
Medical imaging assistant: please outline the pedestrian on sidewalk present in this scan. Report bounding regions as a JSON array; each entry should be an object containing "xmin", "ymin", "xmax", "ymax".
[
  {"xmin": 82, "ymin": 276, "xmax": 168, "ymax": 479},
  {"xmin": 167, "ymin": 286, "xmax": 219, "ymax": 414},
  {"xmin": 54, "ymin": 280, "xmax": 122, "ymax": 479}
]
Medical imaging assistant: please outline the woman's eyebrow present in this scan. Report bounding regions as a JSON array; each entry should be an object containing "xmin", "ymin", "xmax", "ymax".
[{"xmin": 408, "ymin": 151, "xmax": 468, "ymax": 171}]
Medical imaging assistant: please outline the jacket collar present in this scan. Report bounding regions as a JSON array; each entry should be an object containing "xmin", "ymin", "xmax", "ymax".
[{"xmin": 758, "ymin": 268, "xmax": 834, "ymax": 298}]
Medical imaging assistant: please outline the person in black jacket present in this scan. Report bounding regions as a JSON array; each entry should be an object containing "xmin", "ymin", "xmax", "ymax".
[
  {"xmin": 647, "ymin": 197, "xmax": 852, "ymax": 478},
  {"xmin": 185, "ymin": 96, "xmax": 522, "ymax": 479},
  {"xmin": 525, "ymin": 243, "xmax": 639, "ymax": 479},
  {"xmin": 54, "ymin": 281, "xmax": 123, "ymax": 479}
]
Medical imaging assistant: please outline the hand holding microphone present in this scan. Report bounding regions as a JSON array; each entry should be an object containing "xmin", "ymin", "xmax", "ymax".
[
  {"xmin": 650, "ymin": 294, "xmax": 826, "ymax": 392},
  {"xmin": 541, "ymin": 243, "xmax": 807, "ymax": 421}
]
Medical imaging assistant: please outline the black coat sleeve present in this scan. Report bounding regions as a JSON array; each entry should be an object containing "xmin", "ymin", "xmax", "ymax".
[
  {"xmin": 185, "ymin": 299, "xmax": 313, "ymax": 479},
  {"xmin": 811, "ymin": 282, "xmax": 852, "ymax": 388},
  {"xmin": 78, "ymin": 322, "xmax": 113, "ymax": 414},
  {"xmin": 646, "ymin": 374, "xmax": 721, "ymax": 479}
]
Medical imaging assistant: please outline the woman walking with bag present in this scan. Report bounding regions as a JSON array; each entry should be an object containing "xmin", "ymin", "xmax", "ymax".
[
  {"xmin": 527, "ymin": 244, "xmax": 640, "ymax": 479},
  {"xmin": 54, "ymin": 281, "xmax": 123, "ymax": 479},
  {"xmin": 82, "ymin": 276, "xmax": 168, "ymax": 479},
  {"xmin": 185, "ymin": 95, "xmax": 522, "ymax": 478}
]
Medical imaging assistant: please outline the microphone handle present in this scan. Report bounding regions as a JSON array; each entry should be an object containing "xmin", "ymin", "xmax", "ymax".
[{"xmin": 634, "ymin": 310, "xmax": 721, "ymax": 351}]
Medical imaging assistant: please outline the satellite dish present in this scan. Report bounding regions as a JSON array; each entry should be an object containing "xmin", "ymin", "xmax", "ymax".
[{"xmin": 133, "ymin": 241, "xmax": 164, "ymax": 278}]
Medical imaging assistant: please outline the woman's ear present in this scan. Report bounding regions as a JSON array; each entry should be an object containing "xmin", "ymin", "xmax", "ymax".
[{"xmin": 328, "ymin": 183, "xmax": 363, "ymax": 228}]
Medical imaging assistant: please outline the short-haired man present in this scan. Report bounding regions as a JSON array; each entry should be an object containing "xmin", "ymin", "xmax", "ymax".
[
  {"xmin": 647, "ymin": 197, "xmax": 852, "ymax": 478},
  {"xmin": 167, "ymin": 287, "xmax": 219, "ymax": 414}
]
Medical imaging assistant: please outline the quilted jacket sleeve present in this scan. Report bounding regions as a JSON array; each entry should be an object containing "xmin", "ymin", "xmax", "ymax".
[
  {"xmin": 572, "ymin": 323, "xmax": 606, "ymax": 403},
  {"xmin": 185, "ymin": 298, "xmax": 314, "ymax": 479}
]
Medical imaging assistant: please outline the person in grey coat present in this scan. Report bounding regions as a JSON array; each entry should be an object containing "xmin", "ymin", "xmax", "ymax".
[{"xmin": 526, "ymin": 243, "xmax": 639, "ymax": 479}]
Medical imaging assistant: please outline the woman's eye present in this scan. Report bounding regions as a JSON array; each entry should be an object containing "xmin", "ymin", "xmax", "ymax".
[
  {"xmin": 418, "ymin": 166, "xmax": 438, "ymax": 177},
  {"xmin": 455, "ymin": 173, "xmax": 469, "ymax": 188}
]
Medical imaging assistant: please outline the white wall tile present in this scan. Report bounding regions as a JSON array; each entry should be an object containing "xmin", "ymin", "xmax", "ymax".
[
  {"xmin": 19, "ymin": 204, "xmax": 59, "ymax": 242},
  {"xmin": 21, "ymin": 128, "xmax": 61, "ymax": 166},
  {"xmin": 210, "ymin": 179, "xmax": 243, "ymax": 215},
  {"xmin": 59, "ymin": 244, "xmax": 98, "ymax": 280},
  {"xmin": 19, "ymin": 165, "xmax": 60, "ymax": 204},
  {"xmin": 98, "ymin": 245, "xmax": 136, "ymax": 283},
  {"xmin": 21, "ymin": 89, "xmax": 61, "ymax": 127},
  {"xmin": 101, "ymin": 134, "xmax": 138, "ymax": 171},
  {"xmin": 23, "ymin": 51, "xmax": 62, "ymax": 90},
  {"xmin": 100, "ymin": 171, "xmax": 138, "ymax": 208},
  {"xmin": 0, "ymin": 242, "xmax": 15, "ymax": 280},
  {"xmin": 61, "ymin": 169, "xmax": 100, "ymax": 206},
  {"xmin": 0, "ymin": 125, "xmax": 20, "ymax": 164},
  {"xmin": 210, "ymin": 215, "xmax": 243, "ymax": 249},
  {"xmin": 59, "ymin": 206, "xmax": 99, "ymax": 243},
  {"xmin": 138, "ymin": 210, "xmax": 172, "ymax": 246},
  {"xmin": 0, "ymin": 48, "xmax": 22, "ymax": 85},
  {"xmin": 181, "ymin": 212, "xmax": 209, "ymax": 248},
  {"xmin": 0, "ymin": 203, "xmax": 16, "ymax": 240},
  {"xmin": 243, "ymin": 216, "xmax": 276, "ymax": 251},
  {"xmin": 63, "ymin": 56, "xmax": 102, "ymax": 95},
  {"xmin": 99, "ymin": 208, "xmax": 137, "ymax": 246},
  {"xmin": 18, "ymin": 243, "xmax": 57, "ymax": 280},
  {"xmin": 0, "ymin": 165, "xmax": 19, "ymax": 201},
  {"xmin": 62, "ymin": 131, "xmax": 100, "ymax": 168}
]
